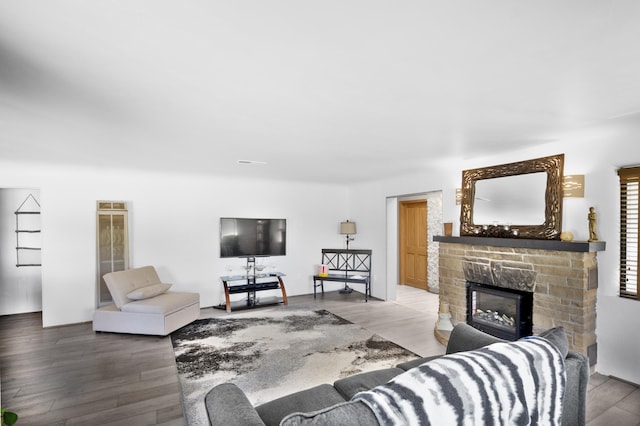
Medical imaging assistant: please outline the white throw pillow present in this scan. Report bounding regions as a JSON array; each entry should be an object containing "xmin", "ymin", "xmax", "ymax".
[{"xmin": 127, "ymin": 283, "xmax": 172, "ymax": 300}]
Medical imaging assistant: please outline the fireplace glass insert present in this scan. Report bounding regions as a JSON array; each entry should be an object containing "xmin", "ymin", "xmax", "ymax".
[{"xmin": 466, "ymin": 281, "xmax": 533, "ymax": 340}]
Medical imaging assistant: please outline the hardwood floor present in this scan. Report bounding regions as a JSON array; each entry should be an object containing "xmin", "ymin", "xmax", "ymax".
[
  {"xmin": 0, "ymin": 314, "xmax": 184, "ymax": 425},
  {"xmin": 1, "ymin": 286, "xmax": 638, "ymax": 425}
]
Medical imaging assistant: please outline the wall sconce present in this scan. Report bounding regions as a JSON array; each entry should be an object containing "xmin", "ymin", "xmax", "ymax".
[
  {"xmin": 456, "ymin": 188, "xmax": 462, "ymax": 205},
  {"xmin": 340, "ymin": 220, "xmax": 356, "ymax": 250},
  {"xmin": 563, "ymin": 175, "xmax": 585, "ymax": 198}
]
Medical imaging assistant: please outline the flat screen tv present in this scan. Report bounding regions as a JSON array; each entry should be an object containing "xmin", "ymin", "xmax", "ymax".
[{"xmin": 220, "ymin": 217, "xmax": 286, "ymax": 258}]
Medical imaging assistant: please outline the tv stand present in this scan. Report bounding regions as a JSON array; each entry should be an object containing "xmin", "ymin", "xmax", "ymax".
[{"xmin": 217, "ymin": 272, "xmax": 288, "ymax": 313}]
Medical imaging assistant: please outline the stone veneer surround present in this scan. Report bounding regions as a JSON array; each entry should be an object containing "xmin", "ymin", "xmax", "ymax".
[{"xmin": 435, "ymin": 236, "xmax": 605, "ymax": 365}]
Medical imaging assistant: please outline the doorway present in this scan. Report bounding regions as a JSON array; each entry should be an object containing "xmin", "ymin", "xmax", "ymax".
[
  {"xmin": 0, "ymin": 188, "xmax": 43, "ymax": 315},
  {"xmin": 399, "ymin": 199, "xmax": 428, "ymax": 290},
  {"xmin": 385, "ymin": 191, "xmax": 441, "ymax": 301}
]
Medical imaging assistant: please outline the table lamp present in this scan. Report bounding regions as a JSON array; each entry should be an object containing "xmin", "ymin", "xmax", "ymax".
[{"xmin": 340, "ymin": 220, "xmax": 356, "ymax": 250}]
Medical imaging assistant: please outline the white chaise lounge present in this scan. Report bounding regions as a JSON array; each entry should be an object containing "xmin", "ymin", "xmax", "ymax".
[{"xmin": 93, "ymin": 265, "xmax": 200, "ymax": 336}]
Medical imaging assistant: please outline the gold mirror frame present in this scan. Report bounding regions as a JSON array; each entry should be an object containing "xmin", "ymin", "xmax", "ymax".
[{"xmin": 460, "ymin": 154, "xmax": 564, "ymax": 240}]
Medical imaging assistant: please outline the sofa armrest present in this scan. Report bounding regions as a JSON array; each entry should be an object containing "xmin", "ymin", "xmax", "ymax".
[
  {"xmin": 562, "ymin": 350, "xmax": 589, "ymax": 426},
  {"xmin": 205, "ymin": 383, "xmax": 265, "ymax": 426}
]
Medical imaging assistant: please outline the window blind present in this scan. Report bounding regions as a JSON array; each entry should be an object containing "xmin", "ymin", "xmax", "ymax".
[{"xmin": 618, "ymin": 166, "xmax": 640, "ymax": 299}]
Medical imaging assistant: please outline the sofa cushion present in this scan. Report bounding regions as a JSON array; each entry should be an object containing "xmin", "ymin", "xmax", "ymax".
[
  {"xmin": 399, "ymin": 324, "xmax": 570, "ymax": 371},
  {"xmin": 446, "ymin": 322, "xmax": 506, "ymax": 354},
  {"xmin": 539, "ymin": 326, "xmax": 569, "ymax": 358},
  {"xmin": 103, "ymin": 266, "xmax": 162, "ymax": 308},
  {"xmin": 280, "ymin": 401, "xmax": 378, "ymax": 426},
  {"xmin": 127, "ymin": 283, "xmax": 172, "ymax": 300},
  {"xmin": 333, "ymin": 368, "xmax": 404, "ymax": 400},
  {"xmin": 395, "ymin": 354, "xmax": 441, "ymax": 371},
  {"xmin": 120, "ymin": 291, "xmax": 199, "ymax": 315},
  {"xmin": 255, "ymin": 384, "xmax": 346, "ymax": 426},
  {"xmin": 448, "ymin": 323, "xmax": 570, "ymax": 358}
]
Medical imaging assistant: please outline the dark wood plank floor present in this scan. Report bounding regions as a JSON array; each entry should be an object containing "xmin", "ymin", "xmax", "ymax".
[
  {"xmin": 0, "ymin": 313, "xmax": 184, "ymax": 425},
  {"xmin": 1, "ymin": 287, "xmax": 639, "ymax": 425}
]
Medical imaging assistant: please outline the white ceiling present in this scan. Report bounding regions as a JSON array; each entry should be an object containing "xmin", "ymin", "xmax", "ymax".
[{"xmin": 1, "ymin": 1, "xmax": 639, "ymax": 183}]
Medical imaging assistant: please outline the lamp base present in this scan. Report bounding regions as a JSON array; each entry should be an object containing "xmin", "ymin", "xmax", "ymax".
[{"xmin": 339, "ymin": 286, "xmax": 353, "ymax": 294}]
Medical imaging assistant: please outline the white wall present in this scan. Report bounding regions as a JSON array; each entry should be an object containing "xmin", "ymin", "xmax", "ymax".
[
  {"xmin": 0, "ymin": 188, "xmax": 42, "ymax": 315},
  {"xmin": 348, "ymin": 117, "xmax": 640, "ymax": 385},
  {"xmin": 0, "ymin": 161, "xmax": 350, "ymax": 327},
  {"xmin": 3, "ymin": 116, "xmax": 640, "ymax": 385}
]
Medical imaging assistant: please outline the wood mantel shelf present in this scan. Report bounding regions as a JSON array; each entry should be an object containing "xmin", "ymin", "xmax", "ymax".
[{"xmin": 433, "ymin": 235, "xmax": 606, "ymax": 253}]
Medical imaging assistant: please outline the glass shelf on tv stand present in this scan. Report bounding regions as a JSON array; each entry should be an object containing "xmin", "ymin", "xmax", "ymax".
[
  {"xmin": 219, "ymin": 272, "xmax": 285, "ymax": 282},
  {"xmin": 217, "ymin": 272, "xmax": 288, "ymax": 313}
]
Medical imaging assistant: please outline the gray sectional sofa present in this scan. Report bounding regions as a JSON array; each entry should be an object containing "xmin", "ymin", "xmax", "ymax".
[{"xmin": 205, "ymin": 322, "xmax": 589, "ymax": 426}]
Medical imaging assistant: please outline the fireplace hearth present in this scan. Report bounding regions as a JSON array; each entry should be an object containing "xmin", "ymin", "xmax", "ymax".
[{"xmin": 466, "ymin": 281, "xmax": 533, "ymax": 340}]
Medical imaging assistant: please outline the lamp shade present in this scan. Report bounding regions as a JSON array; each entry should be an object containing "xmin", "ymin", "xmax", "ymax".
[{"xmin": 340, "ymin": 221, "xmax": 356, "ymax": 235}]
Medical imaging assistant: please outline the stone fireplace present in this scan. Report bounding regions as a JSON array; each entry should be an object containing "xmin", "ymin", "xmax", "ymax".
[{"xmin": 434, "ymin": 236, "xmax": 606, "ymax": 366}]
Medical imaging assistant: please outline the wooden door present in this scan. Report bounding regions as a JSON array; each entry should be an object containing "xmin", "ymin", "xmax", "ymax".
[{"xmin": 399, "ymin": 200, "xmax": 428, "ymax": 290}]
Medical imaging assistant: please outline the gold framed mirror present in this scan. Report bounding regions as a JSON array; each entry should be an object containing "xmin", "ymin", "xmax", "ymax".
[{"xmin": 460, "ymin": 154, "xmax": 564, "ymax": 239}]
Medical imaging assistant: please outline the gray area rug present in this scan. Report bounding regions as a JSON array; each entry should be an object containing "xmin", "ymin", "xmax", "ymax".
[{"xmin": 171, "ymin": 308, "xmax": 417, "ymax": 425}]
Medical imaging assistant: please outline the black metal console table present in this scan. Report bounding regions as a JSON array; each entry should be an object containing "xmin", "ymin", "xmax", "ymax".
[{"xmin": 313, "ymin": 249, "xmax": 372, "ymax": 301}]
